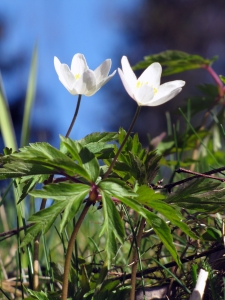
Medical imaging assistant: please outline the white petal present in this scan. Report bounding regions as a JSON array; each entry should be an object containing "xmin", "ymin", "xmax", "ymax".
[
  {"xmin": 75, "ymin": 69, "xmax": 96, "ymax": 95},
  {"xmin": 54, "ymin": 56, "xmax": 62, "ymax": 76},
  {"xmin": 138, "ymin": 62, "xmax": 162, "ymax": 88},
  {"xmin": 148, "ymin": 88, "xmax": 182, "ymax": 106},
  {"xmin": 134, "ymin": 84, "xmax": 155, "ymax": 105},
  {"xmin": 155, "ymin": 81, "xmax": 185, "ymax": 101},
  {"xmin": 164, "ymin": 80, "xmax": 185, "ymax": 88},
  {"xmin": 93, "ymin": 70, "xmax": 117, "ymax": 95},
  {"xmin": 94, "ymin": 59, "xmax": 111, "ymax": 84},
  {"xmin": 118, "ymin": 68, "xmax": 135, "ymax": 100},
  {"xmin": 121, "ymin": 56, "xmax": 137, "ymax": 87},
  {"xmin": 148, "ymin": 81, "xmax": 185, "ymax": 106},
  {"xmin": 71, "ymin": 53, "xmax": 88, "ymax": 75},
  {"xmin": 58, "ymin": 64, "xmax": 77, "ymax": 92}
]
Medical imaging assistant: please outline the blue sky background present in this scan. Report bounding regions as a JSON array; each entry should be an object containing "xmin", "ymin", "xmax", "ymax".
[{"xmin": 0, "ymin": 1, "xmax": 137, "ymax": 147}]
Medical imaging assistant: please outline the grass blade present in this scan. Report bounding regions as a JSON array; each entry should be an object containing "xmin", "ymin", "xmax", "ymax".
[
  {"xmin": 0, "ymin": 73, "xmax": 17, "ymax": 150},
  {"xmin": 20, "ymin": 46, "xmax": 38, "ymax": 147}
]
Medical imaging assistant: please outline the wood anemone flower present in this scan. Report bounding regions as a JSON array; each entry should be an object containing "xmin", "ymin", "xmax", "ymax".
[
  {"xmin": 118, "ymin": 56, "xmax": 185, "ymax": 106},
  {"xmin": 54, "ymin": 53, "xmax": 116, "ymax": 96}
]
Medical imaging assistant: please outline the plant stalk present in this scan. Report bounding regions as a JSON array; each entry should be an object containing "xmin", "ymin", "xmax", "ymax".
[
  {"xmin": 61, "ymin": 201, "xmax": 91, "ymax": 300},
  {"xmin": 65, "ymin": 94, "xmax": 82, "ymax": 138},
  {"xmin": 130, "ymin": 217, "xmax": 146, "ymax": 300},
  {"xmin": 103, "ymin": 105, "xmax": 141, "ymax": 179}
]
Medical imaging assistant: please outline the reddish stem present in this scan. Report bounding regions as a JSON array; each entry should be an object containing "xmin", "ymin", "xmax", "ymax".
[{"xmin": 203, "ymin": 65, "xmax": 224, "ymax": 97}]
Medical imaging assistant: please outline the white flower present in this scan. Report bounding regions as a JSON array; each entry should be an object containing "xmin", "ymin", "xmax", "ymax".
[
  {"xmin": 118, "ymin": 56, "xmax": 185, "ymax": 106},
  {"xmin": 54, "ymin": 53, "xmax": 116, "ymax": 96}
]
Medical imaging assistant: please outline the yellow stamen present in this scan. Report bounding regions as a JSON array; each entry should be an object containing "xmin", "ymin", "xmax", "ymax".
[
  {"xmin": 136, "ymin": 80, "xmax": 158, "ymax": 94},
  {"xmin": 75, "ymin": 74, "xmax": 80, "ymax": 80}
]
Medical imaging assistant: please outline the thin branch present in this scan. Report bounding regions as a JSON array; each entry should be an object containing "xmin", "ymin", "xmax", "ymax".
[
  {"xmin": 62, "ymin": 201, "xmax": 92, "ymax": 300},
  {"xmin": 162, "ymin": 166, "xmax": 225, "ymax": 192},
  {"xmin": 115, "ymin": 244, "xmax": 224, "ymax": 282},
  {"xmin": 0, "ymin": 223, "xmax": 34, "ymax": 239}
]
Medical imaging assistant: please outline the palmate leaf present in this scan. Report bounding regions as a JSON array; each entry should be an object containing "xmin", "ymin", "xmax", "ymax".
[
  {"xmin": 99, "ymin": 178, "xmax": 136, "ymax": 198},
  {"xmin": 79, "ymin": 132, "xmax": 117, "ymax": 147},
  {"xmin": 0, "ymin": 157, "xmax": 55, "ymax": 179},
  {"xmin": 78, "ymin": 132, "xmax": 118, "ymax": 158},
  {"xmin": 132, "ymin": 50, "xmax": 217, "ymax": 75},
  {"xmin": 116, "ymin": 195, "xmax": 181, "ymax": 268},
  {"xmin": 20, "ymin": 201, "xmax": 67, "ymax": 247},
  {"xmin": 60, "ymin": 135, "xmax": 83, "ymax": 165},
  {"xmin": 0, "ymin": 142, "xmax": 90, "ymax": 181},
  {"xmin": 30, "ymin": 182, "xmax": 90, "ymax": 231},
  {"xmin": 99, "ymin": 191, "xmax": 125, "ymax": 269},
  {"xmin": 18, "ymin": 174, "xmax": 49, "ymax": 203},
  {"xmin": 79, "ymin": 146, "xmax": 100, "ymax": 183},
  {"xmin": 137, "ymin": 186, "xmax": 198, "ymax": 239},
  {"xmin": 60, "ymin": 136, "xmax": 100, "ymax": 183},
  {"xmin": 104, "ymin": 129, "xmax": 161, "ymax": 185},
  {"xmin": 165, "ymin": 179, "xmax": 225, "ymax": 213},
  {"xmin": 166, "ymin": 178, "xmax": 221, "ymax": 202}
]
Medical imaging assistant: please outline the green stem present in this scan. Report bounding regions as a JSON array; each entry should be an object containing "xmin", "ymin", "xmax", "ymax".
[
  {"xmin": 103, "ymin": 105, "xmax": 141, "ymax": 179},
  {"xmin": 65, "ymin": 94, "xmax": 82, "ymax": 138},
  {"xmin": 61, "ymin": 201, "xmax": 91, "ymax": 300},
  {"xmin": 130, "ymin": 217, "xmax": 146, "ymax": 300}
]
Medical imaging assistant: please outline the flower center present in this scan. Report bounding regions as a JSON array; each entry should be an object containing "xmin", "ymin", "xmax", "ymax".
[
  {"xmin": 75, "ymin": 73, "xmax": 81, "ymax": 80},
  {"xmin": 136, "ymin": 80, "xmax": 158, "ymax": 94}
]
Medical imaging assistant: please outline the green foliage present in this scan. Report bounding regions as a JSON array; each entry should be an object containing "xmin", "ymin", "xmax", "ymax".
[
  {"xmin": 104, "ymin": 128, "xmax": 161, "ymax": 185},
  {"xmin": 99, "ymin": 191, "xmax": 125, "ymax": 269},
  {"xmin": 137, "ymin": 186, "xmax": 198, "ymax": 239},
  {"xmin": 30, "ymin": 182, "xmax": 91, "ymax": 232},
  {"xmin": 166, "ymin": 179, "xmax": 225, "ymax": 212},
  {"xmin": 133, "ymin": 50, "xmax": 217, "ymax": 75},
  {"xmin": 2, "ymin": 48, "xmax": 225, "ymax": 299},
  {"xmin": 181, "ymin": 84, "xmax": 220, "ymax": 117}
]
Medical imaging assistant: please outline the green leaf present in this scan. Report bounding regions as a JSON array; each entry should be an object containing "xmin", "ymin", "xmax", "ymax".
[
  {"xmin": 79, "ymin": 146, "xmax": 100, "ymax": 183},
  {"xmin": 79, "ymin": 132, "xmax": 118, "ymax": 154},
  {"xmin": 166, "ymin": 179, "xmax": 225, "ymax": 213},
  {"xmin": 80, "ymin": 265, "xmax": 91, "ymax": 294},
  {"xmin": 99, "ymin": 279, "xmax": 120, "ymax": 294},
  {"xmin": 202, "ymin": 227, "xmax": 222, "ymax": 241},
  {"xmin": 29, "ymin": 182, "xmax": 90, "ymax": 200},
  {"xmin": 60, "ymin": 137, "xmax": 100, "ymax": 182},
  {"xmin": 137, "ymin": 186, "xmax": 198, "ymax": 239},
  {"xmin": 21, "ymin": 201, "xmax": 67, "ymax": 247},
  {"xmin": 116, "ymin": 195, "xmax": 181, "ymax": 268},
  {"xmin": 99, "ymin": 178, "xmax": 136, "ymax": 198},
  {"xmin": 59, "ymin": 191, "xmax": 89, "ymax": 232},
  {"xmin": 30, "ymin": 182, "xmax": 90, "ymax": 231},
  {"xmin": 99, "ymin": 191, "xmax": 125, "ymax": 269},
  {"xmin": 133, "ymin": 50, "xmax": 217, "ymax": 75},
  {"xmin": 0, "ymin": 157, "xmax": 54, "ymax": 180},
  {"xmin": 26, "ymin": 289, "xmax": 49, "ymax": 300},
  {"xmin": 0, "ymin": 142, "xmax": 90, "ymax": 180},
  {"xmin": 60, "ymin": 135, "xmax": 82, "ymax": 165},
  {"xmin": 29, "ymin": 202, "xmax": 66, "ymax": 230},
  {"xmin": 20, "ymin": 223, "xmax": 43, "ymax": 248},
  {"xmin": 167, "ymin": 179, "xmax": 222, "ymax": 200},
  {"xmin": 18, "ymin": 174, "xmax": 49, "ymax": 203}
]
